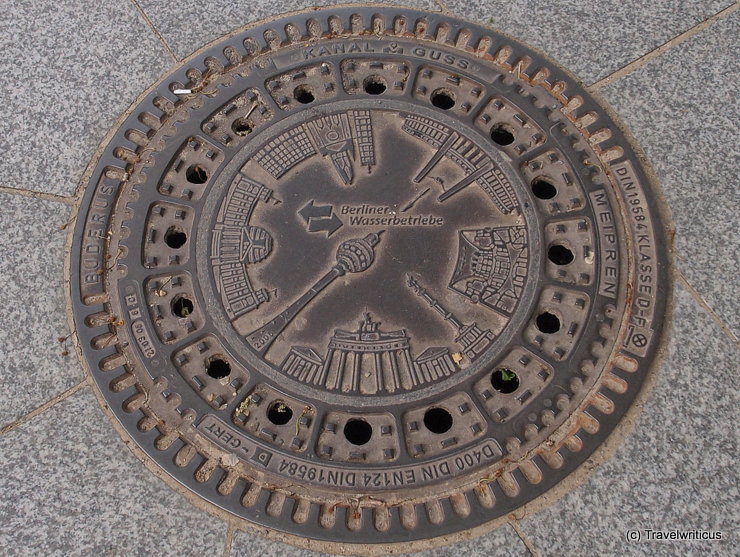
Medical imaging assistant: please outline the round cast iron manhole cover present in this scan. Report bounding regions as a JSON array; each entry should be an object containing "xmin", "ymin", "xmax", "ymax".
[{"xmin": 68, "ymin": 6, "xmax": 671, "ymax": 553}]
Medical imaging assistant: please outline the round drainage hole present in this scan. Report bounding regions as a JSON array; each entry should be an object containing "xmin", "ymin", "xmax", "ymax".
[
  {"xmin": 294, "ymin": 85, "xmax": 315, "ymax": 104},
  {"xmin": 172, "ymin": 296, "xmax": 195, "ymax": 318},
  {"xmin": 206, "ymin": 357, "xmax": 231, "ymax": 379},
  {"xmin": 164, "ymin": 227, "xmax": 187, "ymax": 249},
  {"xmin": 232, "ymin": 118, "xmax": 253, "ymax": 136},
  {"xmin": 185, "ymin": 164, "xmax": 208, "ymax": 184},
  {"xmin": 490, "ymin": 123, "xmax": 515, "ymax": 146},
  {"xmin": 536, "ymin": 311, "xmax": 561, "ymax": 334},
  {"xmin": 491, "ymin": 368, "xmax": 520, "ymax": 393},
  {"xmin": 267, "ymin": 401, "xmax": 293, "ymax": 425},
  {"xmin": 548, "ymin": 244, "xmax": 574, "ymax": 265},
  {"xmin": 430, "ymin": 89, "xmax": 455, "ymax": 110},
  {"xmin": 344, "ymin": 419, "xmax": 373, "ymax": 445},
  {"xmin": 532, "ymin": 178, "xmax": 557, "ymax": 199},
  {"xmin": 423, "ymin": 407, "xmax": 453, "ymax": 434},
  {"xmin": 363, "ymin": 75, "xmax": 387, "ymax": 95}
]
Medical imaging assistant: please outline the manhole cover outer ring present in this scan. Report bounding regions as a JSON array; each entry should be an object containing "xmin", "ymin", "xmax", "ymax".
[{"xmin": 65, "ymin": 5, "xmax": 673, "ymax": 553}]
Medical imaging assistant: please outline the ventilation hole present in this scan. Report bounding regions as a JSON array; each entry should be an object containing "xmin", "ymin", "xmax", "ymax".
[
  {"xmin": 536, "ymin": 311, "xmax": 561, "ymax": 334},
  {"xmin": 172, "ymin": 296, "xmax": 194, "ymax": 318},
  {"xmin": 363, "ymin": 75, "xmax": 387, "ymax": 95},
  {"xmin": 490, "ymin": 123, "xmax": 515, "ymax": 146},
  {"xmin": 430, "ymin": 89, "xmax": 455, "ymax": 110},
  {"xmin": 164, "ymin": 227, "xmax": 187, "ymax": 249},
  {"xmin": 185, "ymin": 164, "xmax": 208, "ymax": 184},
  {"xmin": 344, "ymin": 419, "xmax": 372, "ymax": 445},
  {"xmin": 267, "ymin": 401, "xmax": 293, "ymax": 425},
  {"xmin": 491, "ymin": 368, "xmax": 520, "ymax": 393},
  {"xmin": 293, "ymin": 85, "xmax": 315, "ymax": 104},
  {"xmin": 531, "ymin": 178, "xmax": 557, "ymax": 199},
  {"xmin": 423, "ymin": 407, "xmax": 453, "ymax": 434},
  {"xmin": 548, "ymin": 244, "xmax": 575, "ymax": 265},
  {"xmin": 231, "ymin": 118, "xmax": 253, "ymax": 136},
  {"xmin": 206, "ymin": 357, "xmax": 231, "ymax": 379}
]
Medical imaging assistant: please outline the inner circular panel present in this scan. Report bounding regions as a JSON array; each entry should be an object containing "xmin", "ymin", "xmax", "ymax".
[{"xmin": 198, "ymin": 100, "xmax": 540, "ymax": 403}]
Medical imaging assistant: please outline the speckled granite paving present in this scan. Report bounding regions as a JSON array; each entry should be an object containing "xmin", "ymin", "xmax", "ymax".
[{"xmin": 1, "ymin": 1, "xmax": 738, "ymax": 555}]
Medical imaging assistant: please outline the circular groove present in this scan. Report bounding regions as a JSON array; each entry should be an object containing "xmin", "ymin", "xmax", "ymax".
[
  {"xmin": 430, "ymin": 88, "xmax": 456, "ymax": 109},
  {"xmin": 164, "ymin": 227, "xmax": 187, "ymax": 249},
  {"xmin": 423, "ymin": 408, "xmax": 454, "ymax": 434},
  {"xmin": 232, "ymin": 118, "xmax": 253, "ymax": 136},
  {"xmin": 185, "ymin": 164, "xmax": 208, "ymax": 184},
  {"xmin": 171, "ymin": 296, "xmax": 194, "ymax": 318},
  {"xmin": 206, "ymin": 357, "xmax": 231, "ymax": 379},
  {"xmin": 490, "ymin": 123, "xmax": 515, "ymax": 146},
  {"xmin": 267, "ymin": 401, "xmax": 293, "ymax": 425},
  {"xmin": 536, "ymin": 312, "xmax": 561, "ymax": 334},
  {"xmin": 531, "ymin": 178, "xmax": 557, "ymax": 199},
  {"xmin": 491, "ymin": 368, "xmax": 520, "ymax": 394},
  {"xmin": 547, "ymin": 244, "xmax": 574, "ymax": 265},
  {"xmin": 363, "ymin": 75, "xmax": 387, "ymax": 95},
  {"xmin": 294, "ymin": 85, "xmax": 315, "ymax": 104},
  {"xmin": 344, "ymin": 419, "xmax": 373, "ymax": 445}
]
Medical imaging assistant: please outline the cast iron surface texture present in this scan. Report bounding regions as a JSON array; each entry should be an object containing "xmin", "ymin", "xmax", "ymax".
[{"xmin": 68, "ymin": 5, "xmax": 671, "ymax": 552}]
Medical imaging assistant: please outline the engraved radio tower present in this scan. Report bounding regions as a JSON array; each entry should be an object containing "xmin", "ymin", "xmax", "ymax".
[
  {"xmin": 246, "ymin": 232, "xmax": 383, "ymax": 355},
  {"xmin": 405, "ymin": 274, "xmax": 495, "ymax": 361}
]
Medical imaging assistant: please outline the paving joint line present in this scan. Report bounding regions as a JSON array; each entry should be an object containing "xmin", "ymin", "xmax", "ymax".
[
  {"xmin": 129, "ymin": 0, "xmax": 179, "ymax": 63},
  {"xmin": 222, "ymin": 521, "xmax": 237, "ymax": 557},
  {"xmin": 677, "ymin": 271, "xmax": 739, "ymax": 346},
  {"xmin": 0, "ymin": 380, "xmax": 88, "ymax": 436},
  {"xmin": 510, "ymin": 520, "xmax": 542, "ymax": 557},
  {"xmin": 588, "ymin": 1, "xmax": 740, "ymax": 90},
  {"xmin": 0, "ymin": 185, "xmax": 77, "ymax": 205}
]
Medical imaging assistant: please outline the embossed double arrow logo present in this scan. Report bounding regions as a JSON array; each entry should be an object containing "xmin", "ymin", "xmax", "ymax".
[{"xmin": 299, "ymin": 200, "xmax": 343, "ymax": 237}]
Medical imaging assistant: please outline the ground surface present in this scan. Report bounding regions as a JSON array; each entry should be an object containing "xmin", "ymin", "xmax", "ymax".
[{"xmin": 0, "ymin": 1, "xmax": 738, "ymax": 556}]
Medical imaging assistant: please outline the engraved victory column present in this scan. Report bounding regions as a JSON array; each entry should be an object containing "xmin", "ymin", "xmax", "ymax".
[{"xmin": 246, "ymin": 232, "xmax": 383, "ymax": 354}]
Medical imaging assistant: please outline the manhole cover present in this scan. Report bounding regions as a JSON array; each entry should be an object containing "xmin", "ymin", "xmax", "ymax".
[{"xmin": 68, "ymin": 6, "xmax": 671, "ymax": 552}]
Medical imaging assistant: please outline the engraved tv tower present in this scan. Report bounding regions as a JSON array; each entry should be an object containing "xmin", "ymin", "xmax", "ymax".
[{"xmin": 245, "ymin": 232, "xmax": 383, "ymax": 355}]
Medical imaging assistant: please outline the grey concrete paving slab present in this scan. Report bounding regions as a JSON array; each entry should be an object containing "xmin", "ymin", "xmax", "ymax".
[
  {"xmin": 230, "ymin": 533, "xmax": 334, "ymax": 557},
  {"xmin": 0, "ymin": 195, "xmax": 83, "ymax": 427},
  {"xmin": 600, "ymin": 10, "xmax": 740, "ymax": 335},
  {"xmin": 231, "ymin": 521, "xmax": 529, "ymax": 556},
  {"xmin": 518, "ymin": 282, "xmax": 739, "ymax": 556},
  {"xmin": 444, "ymin": 0, "xmax": 733, "ymax": 84},
  {"xmin": 0, "ymin": 387, "xmax": 227, "ymax": 556},
  {"xmin": 0, "ymin": 0, "xmax": 172, "ymax": 197},
  {"xmin": 137, "ymin": 0, "xmax": 439, "ymax": 61},
  {"xmin": 406, "ymin": 525, "xmax": 529, "ymax": 556}
]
